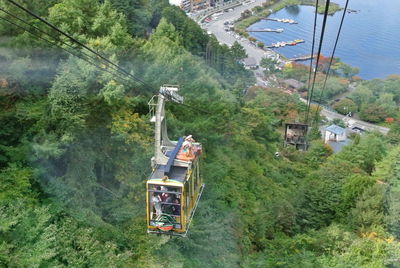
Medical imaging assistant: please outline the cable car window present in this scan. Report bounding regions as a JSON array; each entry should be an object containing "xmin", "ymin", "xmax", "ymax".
[{"xmin": 148, "ymin": 184, "xmax": 182, "ymax": 225}]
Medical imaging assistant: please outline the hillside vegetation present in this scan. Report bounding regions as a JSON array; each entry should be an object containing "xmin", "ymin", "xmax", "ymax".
[{"xmin": 0, "ymin": 1, "xmax": 399, "ymax": 267}]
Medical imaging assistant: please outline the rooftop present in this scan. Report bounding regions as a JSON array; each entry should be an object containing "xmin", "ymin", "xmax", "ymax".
[
  {"xmin": 149, "ymin": 165, "xmax": 188, "ymax": 184},
  {"xmin": 326, "ymin": 124, "xmax": 345, "ymax": 135},
  {"xmin": 243, "ymin": 57, "xmax": 257, "ymax": 66},
  {"xmin": 283, "ymin": 79, "xmax": 305, "ymax": 89}
]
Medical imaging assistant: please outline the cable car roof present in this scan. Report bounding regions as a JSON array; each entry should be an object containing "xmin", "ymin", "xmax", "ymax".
[{"xmin": 147, "ymin": 164, "xmax": 188, "ymax": 185}]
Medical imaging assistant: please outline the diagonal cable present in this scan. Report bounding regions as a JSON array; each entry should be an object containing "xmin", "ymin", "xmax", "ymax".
[
  {"xmin": 0, "ymin": 15, "xmax": 131, "ymax": 84},
  {"xmin": 0, "ymin": 7, "xmax": 129, "ymax": 81},
  {"xmin": 5, "ymin": 0, "xmax": 153, "ymax": 90},
  {"xmin": 312, "ymin": 0, "xmax": 350, "ymax": 124},
  {"xmin": 305, "ymin": 0, "xmax": 319, "ymax": 115},
  {"xmin": 305, "ymin": 0, "xmax": 331, "ymax": 124}
]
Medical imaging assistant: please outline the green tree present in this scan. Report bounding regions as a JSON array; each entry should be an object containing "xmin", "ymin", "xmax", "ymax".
[
  {"xmin": 109, "ymin": 0, "xmax": 152, "ymax": 36},
  {"xmin": 359, "ymin": 103, "xmax": 389, "ymax": 123},
  {"xmin": 338, "ymin": 133, "xmax": 386, "ymax": 174},
  {"xmin": 335, "ymin": 61, "xmax": 360, "ymax": 78},
  {"xmin": 350, "ymin": 184, "xmax": 385, "ymax": 229},
  {"xmin": 48, "ymin": 0, "xmax": 133, "ymax": 52},
  {"xmin": 162, "ymin": 6, "xmax": 208, "ymax": 55},
  {"xmin": 332, "ymin": 118, "xmax": 346, "ymax": 128},
  {"xmin": 305, "ymin": 140, "xmax": 333, "ymax": 168},
  {"xmin": 374, "ymin": 147, "xmax": 400, "ymax": 238},
  {"xmin": 313, "ymin": 77, "xmax": 349, "ymax": 102},
  {"xmin": 260, "ymin": 57, "xmax": 279, "ymax": 74},
  {"xmin": 297, "ymin": 158, "xmax": 355, "ymax": 230},
  {"xmin": 349, "ymin": 85, "xmax": 374, "ymax": 108},
  {"xmin": 337, "ymin": 174, "xmax": 374, "ymax": 218},
  {"xmin": 332, "ymin": 98, "xmax": 357, "ymax": 115},
  {"xmin": 230, "ymin": 41, "xmax": 247, "ymax": 61}
]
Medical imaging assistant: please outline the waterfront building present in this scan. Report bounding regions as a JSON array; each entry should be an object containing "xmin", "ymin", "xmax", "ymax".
[
  {"xmin": 169, "ymin": 0, "xmax": 191, "ymax": 12},
  {"xmin": 242, "ymin": 57, "xmax": 258, "ymax": 70},
  {"xmin": 169, "ymin": 0, "xmax": 214, "ymax": 12}
]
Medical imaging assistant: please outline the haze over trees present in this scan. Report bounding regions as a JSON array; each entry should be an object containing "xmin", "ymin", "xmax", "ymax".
[{"xmin": 0, "ymin": 1, "xmax": 400, "ymax": 267}]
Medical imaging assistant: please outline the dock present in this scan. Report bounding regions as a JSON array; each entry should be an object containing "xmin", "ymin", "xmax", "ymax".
[
  {"xmin": 246, "ymin": 28, "xmax": 283, "ymax": 33},
  {"xmin": 289, "ymin": 54, "xmax": 318, "ymax": 61},
  {"xmin": 267, "ymin": 39, "xmax": 305, "ymax": 48},
  {"xmin": 263, "ymin": 18, "xmax": 298, "ymax": 24},
  {"xmin": 346, "ymin": 9, "xmax": 359, "ymax": 14}
]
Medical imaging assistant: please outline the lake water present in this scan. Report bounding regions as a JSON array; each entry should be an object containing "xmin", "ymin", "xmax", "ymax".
[{"xmin": 248, "ymin": 0, "xmax": 400, "ymax": 79}]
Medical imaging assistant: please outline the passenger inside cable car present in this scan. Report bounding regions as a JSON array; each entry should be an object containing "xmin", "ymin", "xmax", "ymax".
[{"xmin": 148, "ymin": 185, "xmax": 182, "ymax": 231}]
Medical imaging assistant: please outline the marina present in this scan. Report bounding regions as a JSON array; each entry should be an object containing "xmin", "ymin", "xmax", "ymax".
[{"xmin": 248, "ymin": 0, "xmax": 400, "ymax": 79}]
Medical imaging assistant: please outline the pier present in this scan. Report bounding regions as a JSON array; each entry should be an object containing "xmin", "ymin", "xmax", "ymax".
[
  {"xmin": 246, "ymin": 28, "xmax": 283, "ymax": 33},
  {"xmin": 267, "ymin": 39, "xmax": 305, "ymax": 48},
  {"xmin": 346, "ymin": 9, "xmax": 359, "ymax": 14},
  {"xmin": 263, "ymin": 18, "xmax": 298, "ymax": 24},
  {"xmin": 289, "ymin": 54, "xmax": 318, "ymax": 61}
]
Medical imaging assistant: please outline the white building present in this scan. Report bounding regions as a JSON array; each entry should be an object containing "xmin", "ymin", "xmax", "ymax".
[
  {"xmin": 324, "ymin": 124, "xmax": 346, "ymax": 143},
  {"xmin": 169, "ymin": 0, "xmax": 183, "ymax": 5}
]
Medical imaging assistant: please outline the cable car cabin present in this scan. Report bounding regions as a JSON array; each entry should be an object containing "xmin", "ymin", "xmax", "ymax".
[
  {"xmin": 284, "ymin": 123, "xmax": 308, "ymax": 150},
  {"xmin": 146, "ymin": 85, "xmax": 205, "ymax": 237},
  {"xmin": 146, "ymin": 138, "xmax": 203, "ymax": 236}
]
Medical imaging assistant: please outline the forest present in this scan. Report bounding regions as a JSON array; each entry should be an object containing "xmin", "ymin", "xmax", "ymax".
[{"xmin": 0, "ymin": 0, "xmax": 400, "ymax": 267}]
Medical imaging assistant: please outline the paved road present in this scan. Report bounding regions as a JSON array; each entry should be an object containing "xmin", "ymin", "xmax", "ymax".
[
  {"xmin": 300, "ymin": 98, "xmax": 390, "ymax": 135},
  {"xmin": 323, "ymin": 110, "xmax": 390, "ymax": 135}
]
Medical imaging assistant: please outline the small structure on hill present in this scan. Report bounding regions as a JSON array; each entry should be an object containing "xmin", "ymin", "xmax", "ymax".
[
  {"xmin": 243, "ymin": 57, "xmax": 258, "ymax": 70},
  {"xmin": 324, "ymin": 124, "xmax": 346, "ymax": 143},
  {"xmin": 283, "ymin": 79, "xmax": 304, "ymax": 90}
]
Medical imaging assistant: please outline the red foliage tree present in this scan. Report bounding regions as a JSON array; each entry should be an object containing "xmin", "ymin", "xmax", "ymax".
[{"xmin": 385, "ymin": 117, "xmax": 395, "ymax": 124}]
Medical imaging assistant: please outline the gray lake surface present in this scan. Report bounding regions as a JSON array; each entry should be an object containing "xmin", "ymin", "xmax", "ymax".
[{"xmin": 248, "ymin": 0, "xmax": 400, "ymax": 79}]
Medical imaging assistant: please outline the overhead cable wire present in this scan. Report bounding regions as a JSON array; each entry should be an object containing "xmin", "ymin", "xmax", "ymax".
[
  {"xmin": 5, "ymin": 0, "xmax": 153, "ymax": 90},
  {"xmin": 181, "ymin": 102, "xmax": 213, "ymax": 115},
  {"xmin": 3, "ymin": 1, "xmax": 262, "ymax": 130},
  {"xmin": 305, "ymin": 0, "xmax": 331, "ymax": 124},
  {"xmin": 0, "ymin": 15, "xmax": 131, "ymax": 84},
  {"xmin": 305, "ymin": 0, "xmax": 319, "ymax": 113},
  {"xmin": 312, "ymin": 0, "xmax": 350, "ymax": 124},
  {"xmin": 0, "ymin": 7, "xmax": 130, "ymax": 82},
  {"xmin": 1, "ymin": 13, "xmax": 259, "ymax": 133}
]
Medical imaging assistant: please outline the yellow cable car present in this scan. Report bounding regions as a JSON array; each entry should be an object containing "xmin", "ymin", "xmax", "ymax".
[{"xmin": 146, "ymin": 85, "xmax": 205, "ymax": 237}]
